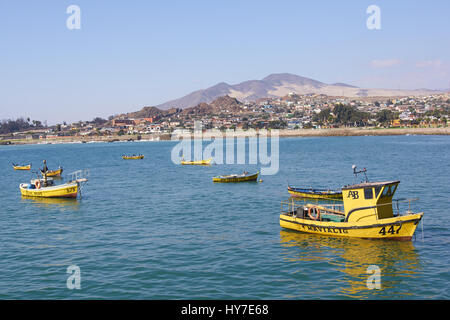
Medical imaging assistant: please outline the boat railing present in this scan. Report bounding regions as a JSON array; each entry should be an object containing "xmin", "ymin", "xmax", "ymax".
[
  {"xmin": 393, "ymin": 198, "xmax": 420, "ymax": 214},
  {"xmin": 67, "ymin": 169, "xmax": 90, "ymax": 198},
  {"xmin": 281, "ymin": 199, "xmax": 345, "ymax": 215},
  {"xmin": 379, "ymin": 198, "xmax": 420, "ymax": 216},
  {"xmin": 68, "ymin": 169, "xmax": 90, "ymax": 183}
]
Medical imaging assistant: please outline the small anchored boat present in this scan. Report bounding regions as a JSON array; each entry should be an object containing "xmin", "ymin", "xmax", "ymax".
[
  {"xmin": 13, "ymin": 163, "xmax": 31, "ymax": 170},
  {"xmin": 122, "ymin": 154, "xmax": 144, "ymax": 160},
  {"xmin": 287, "ymin": 186, "xmax": 342, "ymax": 200},
  {"xmin": 42, "ymin": 166, "xmax": 63, "ymax": 177},
  {"xmin": 181, "ymin": 158, "xmax": 212, "ymax": 165},
  {"xmin": 213, "ymin": 171, "xmax": 259, "ymax": 183},
  {"xmin": 279, "ymin": 167, "xmax": 424, "ymax": 241}
]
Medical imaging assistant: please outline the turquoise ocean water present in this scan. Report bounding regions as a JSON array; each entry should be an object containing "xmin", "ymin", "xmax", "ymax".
[{"xmin": 0, "ymin": 135, "xmax": 449, "ymax": 299}]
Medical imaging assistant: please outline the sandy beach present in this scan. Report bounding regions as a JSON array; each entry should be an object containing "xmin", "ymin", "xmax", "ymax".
[
  {"xmin": 276, "ymin": 126, "xmax": 449, "ymax": 137},
  {"xmin": 170, "ymin": 126, "xmax": 449, "ymax": 139}
]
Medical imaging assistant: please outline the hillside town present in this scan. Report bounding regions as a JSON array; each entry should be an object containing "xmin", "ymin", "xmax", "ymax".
[{"xmin": 1, "ymin": 93, "xmax": 449, "ymax": 144}]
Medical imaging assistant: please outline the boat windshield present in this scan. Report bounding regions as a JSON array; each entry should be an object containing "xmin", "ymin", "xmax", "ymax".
[{"xmin": 381, "ymin": 184, "xmax": 397, "ymax": 198}]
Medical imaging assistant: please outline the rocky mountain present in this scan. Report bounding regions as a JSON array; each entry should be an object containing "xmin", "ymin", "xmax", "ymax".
[
  {"xmin": 118, "ymin": 95, "xmax": 244, "ymax": 120},
  {"xmin": 181, "ymin": 95, "xmax": 244, "ymax": 116},
  {"xmin": 156, "ymin": 73, "xmax": 440, "ymax": 110},
  {"xmin": 119, "ymin": 106, "xmax": 181, "ymax": 120}
]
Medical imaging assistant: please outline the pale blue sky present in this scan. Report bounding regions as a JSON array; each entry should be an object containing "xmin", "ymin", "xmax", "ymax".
[{"xmin": 1, "ymin": 0, "xmax": 449, "ymax": 124}]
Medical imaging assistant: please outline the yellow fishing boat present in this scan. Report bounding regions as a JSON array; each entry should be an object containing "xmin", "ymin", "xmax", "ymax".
[
  {"xmin": 287, "ymin": 186, "xmax": 343, "ymax": 200},
  {"xmin": 19, "ymin": 170, "xmax": 88, "ymax": 199},
  {"xmin": 13, "ymin": 163, "xmax": 31, "ymax": 170},
  {"xmin": 43, "ymin": 166, "xmax": 63, "ymax": 177},
  {"xmin": 280, "ymin": 177, "xmax": 423, "ymax": 241},
  {"xmin": 181, "ymin": 158, "xmax": 212, "ymax": 165},
  {"xmin": 20, "ymin": 181, "xmax": 79, "ymax": 198},
  {"xmin": 213, "ymin": 171, "xmax": 259, "ymax": 183},
  {"xmin": 122, "ymin": 155, "xmax": 144, "ymax": 160}
]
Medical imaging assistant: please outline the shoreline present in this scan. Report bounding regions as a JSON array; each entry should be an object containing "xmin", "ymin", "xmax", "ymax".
[{"xmin": 1, "ymin": 127, "xmax": 448, "ymax": 146}]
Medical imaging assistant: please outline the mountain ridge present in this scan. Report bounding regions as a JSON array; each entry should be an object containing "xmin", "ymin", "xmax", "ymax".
[{"xmin": 155, "ymin": 73, "xmax": 441, "ymax": 110}]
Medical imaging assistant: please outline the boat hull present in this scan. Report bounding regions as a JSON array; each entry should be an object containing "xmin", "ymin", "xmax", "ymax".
[
  {"xmin": 288, "ymin": 187, "xmax": 343, "ymax": 200},
  {"xmin": 279, "ymin": 212, "xmax": 423, "ymax": 241},
  {"xmin": 213, "ymin": 172, "xmax": 259, "ymax": 183},
  {"xmin": 19, "ymin": 182, "xmax": 78, "ymax": 198},
  {"xmin": 122, "ymin": 155, "xmax": 144, "ymax": 160}
]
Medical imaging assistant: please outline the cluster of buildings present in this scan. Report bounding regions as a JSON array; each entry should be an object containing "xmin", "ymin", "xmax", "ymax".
[
  {"xmin": 108, "ymin": 93, "xmax": 449, "ymax": 134},
  {"xmin": 248, "ymin": 93, "xmax": 450, "ymax": 129},
  {"xmin": 179, "ymin": 93, "xmax": 447, "ymax": 130},
  {"xmin": 2, "ymin": 93, "xmax": 449, "ymax": 142}
]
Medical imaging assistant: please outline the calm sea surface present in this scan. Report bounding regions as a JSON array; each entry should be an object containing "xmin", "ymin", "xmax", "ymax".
[{"xmin": 0, "ymin": 135, "xmax": 449, "ymax": 299}]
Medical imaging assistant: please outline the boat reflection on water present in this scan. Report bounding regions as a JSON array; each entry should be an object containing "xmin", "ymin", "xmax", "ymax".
[
  {"xmin": 21, "ymin": 195, "xmax": 80, "ymax": 211},
  {"xmin": 279, "ymin": 230, "xmax": 420, "ymax": 298}
]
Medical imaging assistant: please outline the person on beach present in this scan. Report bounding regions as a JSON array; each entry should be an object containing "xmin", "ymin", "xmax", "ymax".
[{"xmin": 40, "ymin": 160, "xmax": 48, "ymax": 187}]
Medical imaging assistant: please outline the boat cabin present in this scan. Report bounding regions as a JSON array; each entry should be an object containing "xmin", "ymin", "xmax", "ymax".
[{"xmin": 341, "ymin": 181, "xmax": 399, "ymax": 222}]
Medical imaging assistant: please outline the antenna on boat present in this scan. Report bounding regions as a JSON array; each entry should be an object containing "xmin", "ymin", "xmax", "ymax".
[{"xmin": 352, "ymin": 165, "xmax": 369, "ymax": 183}]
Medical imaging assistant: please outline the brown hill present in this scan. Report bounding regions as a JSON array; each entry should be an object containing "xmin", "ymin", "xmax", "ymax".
[
  {"xmin": 117, "ymin": 96, "xmax": 244, "ymax": 120},
  {"xmin": 182, "ymin": 95, "xmax": 244, "ymax": 116},
  {"xmin": 121, "ymin": 106, "xmax": 181, "ymax": 119}
]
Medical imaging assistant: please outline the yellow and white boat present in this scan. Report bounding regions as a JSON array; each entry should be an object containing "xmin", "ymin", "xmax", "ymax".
[
  {"xmin": 181, "ymin": 158, "xmax": 212, "ymax": 165},
  {"xmin": 13, "ymin": 163, "xmax": 31, "ymax": 170},
  {"xmin": 19, "ymin": 170, "xmax": 88, "ymax": 199},
  {"xmin": 20, "ymin": 181, "xmax": 79, "ymax": 198},
  {"xmin": 280, "ymin": 180, "xmax": 423, "ymax": 241}
]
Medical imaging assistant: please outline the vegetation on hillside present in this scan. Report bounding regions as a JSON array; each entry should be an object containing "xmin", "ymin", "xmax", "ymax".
[{"xmin": 0, "ymin": 118, "xmax": 44, "ymax": 134}]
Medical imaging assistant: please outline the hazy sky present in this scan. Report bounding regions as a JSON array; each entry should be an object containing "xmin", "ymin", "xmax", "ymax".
[{"xmin": 1, "ymin": 0, "xmax": 449, "ymax": 124}]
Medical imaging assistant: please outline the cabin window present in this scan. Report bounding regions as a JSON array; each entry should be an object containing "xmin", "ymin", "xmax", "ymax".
[
  {"xmin": 374, "ymin": 186, "xmax": 382, "ymax": 198},
  {"xmin": 364, "ymin": 187, "xmax": 373, "ymax": 199},
  {"xmin": 381, "ymin": 185, "xmax": 393, "ymax": 197}
]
